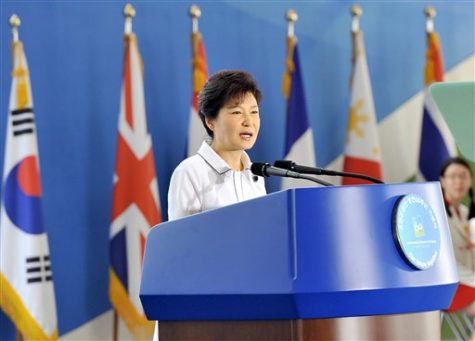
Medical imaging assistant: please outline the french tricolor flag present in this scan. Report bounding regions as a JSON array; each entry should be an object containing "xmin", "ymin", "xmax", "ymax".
[{"xmin": 281, "ymin": 41, "xmax": 316, "ymax": 189}]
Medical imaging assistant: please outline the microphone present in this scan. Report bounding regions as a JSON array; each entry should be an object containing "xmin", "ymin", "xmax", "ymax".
[
  {"xmin": 274, "ymin": 160, "xmax": 384, "ymax": 184},
  {"xmin": 251, "ymin": 162, "xmax": 333, "ymax": 186},
  {"xmin": 251, "ymin": 162, "xmax": 301, "ymax": 178}
]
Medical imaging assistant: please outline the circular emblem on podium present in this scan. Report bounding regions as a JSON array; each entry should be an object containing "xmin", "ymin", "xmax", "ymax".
[{"xmin": 392, "ymin": 194, "xmax": 440, "ymax": 270}]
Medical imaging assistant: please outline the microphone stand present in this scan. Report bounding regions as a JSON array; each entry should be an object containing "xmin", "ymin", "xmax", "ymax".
[
  {"xmin": 309, "ymin": 169, "xmax": 383, "ymax": 184},
  {"xmin": 274, "ymin": 160, "xmax": 384, "ymax": 184},
  {"xmin": 298, "ymin": 174, "xmax": 333, "ymax": 187}
]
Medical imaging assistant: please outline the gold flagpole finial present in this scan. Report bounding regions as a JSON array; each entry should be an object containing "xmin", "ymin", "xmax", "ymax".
[
  {"xmin": 351, "ymin": 4, "xmax": 363, "ymax": 17},
  {"xmin": 425, "ymin": 6, "xmax": 436, "ymax": 19},
  {"xmin": 286, "ymin": 9, "xmax": 298, "ymax": 38},
  {"xmin": 9, "ymin": 14, "xmax": 21, "ymax": 42},
  {"xmin": 351, "ymin": 5, "xmax": 362, "ymax": 33},
  {"xmin": 124, "ymin": 3, "xmax": 136, "ymax": 18},
  {"xmin": 189, "ymin": 5, "xmax": 201, "ymax": 33},
  {"xmin": 123, "ymin": 3, "xmax": 136, "ymax": 34},
  {"xmin": 425, "ymin": 6, "xmax": 436, "ymax": 33},
  {"xmin": 189, "ymin": 5, "xmax": 201, "ymax": 19}
]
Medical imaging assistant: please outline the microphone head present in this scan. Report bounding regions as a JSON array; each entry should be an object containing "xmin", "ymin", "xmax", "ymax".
[
  {"xmin": 250, "ymin": 162, "xmax": 269, "ymax": 177},
  {"xmin": 273, "ymin": 160, "xmax": 294, "ymax": 170}
]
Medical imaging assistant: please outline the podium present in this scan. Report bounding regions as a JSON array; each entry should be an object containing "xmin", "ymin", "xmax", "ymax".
[{"xmin": 140, "ymin": 183, "xmax": 458, "ymax": 340}]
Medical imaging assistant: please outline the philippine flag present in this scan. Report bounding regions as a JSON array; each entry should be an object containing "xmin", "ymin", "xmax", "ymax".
[{"xmin": 342, "ymin": 30, "xmax": 383, "ymax": 185}]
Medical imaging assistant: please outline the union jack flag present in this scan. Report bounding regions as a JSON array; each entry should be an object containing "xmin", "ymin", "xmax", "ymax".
[{"xmin": 109, "ymin": 32, "xmax": 161, "ymax": 339}]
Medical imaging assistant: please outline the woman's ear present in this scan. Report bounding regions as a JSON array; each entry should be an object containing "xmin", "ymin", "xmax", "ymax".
[{"xmin": 205, "ymin": 117, "xmax": 214, "ymax": 132}]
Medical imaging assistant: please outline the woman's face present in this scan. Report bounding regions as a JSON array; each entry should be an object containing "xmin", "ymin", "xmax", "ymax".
[
  {"xmin": 206, "ymin": 92, "xmax": 260, "ymax": 152},
  {"xmin": 440, "ymin": 163, "xmax": 472, "ymax": 204}
]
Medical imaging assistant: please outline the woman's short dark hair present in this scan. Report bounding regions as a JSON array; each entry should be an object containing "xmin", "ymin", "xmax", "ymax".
[
  {"xmin": 439, "ymin": 157, "xmax": 473, "ymax": 177},
  {"xmin": 198, "ymin": 70, "xmax": 262, "ymax": 138}
]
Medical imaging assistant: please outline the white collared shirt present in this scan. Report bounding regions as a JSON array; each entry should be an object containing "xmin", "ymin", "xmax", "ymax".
[{"xmin": 167, "ymin": 141, "xmax": 266, "ymax": 220}]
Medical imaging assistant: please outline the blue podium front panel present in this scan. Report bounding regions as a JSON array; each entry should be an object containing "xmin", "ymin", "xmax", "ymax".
[{"xmin": 140, "ymin": 183, "xmax": 458, "ymax": 320}]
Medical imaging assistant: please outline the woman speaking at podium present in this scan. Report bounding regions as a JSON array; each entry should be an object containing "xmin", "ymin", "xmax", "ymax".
[
  {"xmin": 153, "ymin": 71, "xmax": 267, "ymax": 340},
  {"xmin": 168, "ymin": 70, "xmax": 267, "ymax": 219}
]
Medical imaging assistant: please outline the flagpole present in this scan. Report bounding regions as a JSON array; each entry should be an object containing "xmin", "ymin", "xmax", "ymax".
[
  {"xmin": 190, "ymin": 4, "xmax": 201, "ymax": 72},
  {"xmin": 283, "ymin": 9, "xmax": 297, "ymax": 100},
  {"xmin": 10, "ymin": 14, "xmax": 20, "ymax": 43},
  {"xmin": 351, "ymin": 4, "xmax": 362, "ymax": 34},
  {"xmin": 349, "ymin": 5, "xmax": 362, "ymax": 86},
  {"xmin": 124, "ymin": 3, "xmax": 135, "ymax": 36},
  {"xmin": 425, "ymin": 6, "xmax": 436, "ymax": 33},
  {"xmin": 10, "ymin": 16, "xmax": 24, "ymax": 341},
  {"xmin": 285, "ymin": 9, "xmax": 297, "ymax": 61},
  {"xmin": 286, "ymin": 9, "xmax": 297, "ymax": 38},
  {"xmin": 189, "ymin": 4, "xmax": 201, "ymax": 34},
  {"xmin": 10, "ymin": 15, "xmax": 24, "ymax": 341}
]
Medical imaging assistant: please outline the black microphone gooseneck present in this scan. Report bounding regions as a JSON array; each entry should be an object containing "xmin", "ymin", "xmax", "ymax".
[
  {"xmin": 274, "ymin": 160, "xmax": 384, "ymax": 184},
  {"xmin": 251, "ymin": 162, "xmax": 333, "ymax": 187}
]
